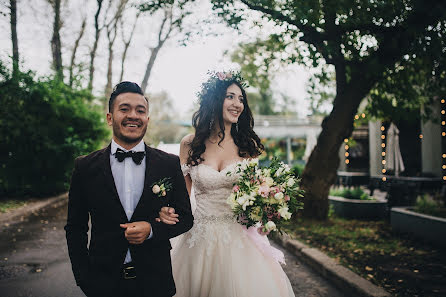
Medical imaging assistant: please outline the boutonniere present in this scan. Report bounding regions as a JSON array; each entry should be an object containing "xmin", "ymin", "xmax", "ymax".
[{"xmin": 151, "ymin": 177, "xmax": 173, "ymax": 197}]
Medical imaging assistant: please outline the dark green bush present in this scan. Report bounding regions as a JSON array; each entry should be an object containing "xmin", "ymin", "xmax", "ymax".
[
  {"xmin": 0, "ymin": 62, "xmax": 109, "ymax": 197},
  {"xmin": 329, "ymin": 187, "xmax": 372, "ymax": 200}
]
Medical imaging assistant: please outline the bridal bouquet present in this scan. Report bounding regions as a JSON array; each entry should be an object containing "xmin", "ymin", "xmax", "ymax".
[{"xmin": 227, "ymin": 158, "xmax": 304, "ymax": 235}]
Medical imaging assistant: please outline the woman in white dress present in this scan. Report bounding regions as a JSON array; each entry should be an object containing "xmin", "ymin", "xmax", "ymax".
[{"xmin": 158, "ymin": 72, "xmax": 295, "ymax": 297}]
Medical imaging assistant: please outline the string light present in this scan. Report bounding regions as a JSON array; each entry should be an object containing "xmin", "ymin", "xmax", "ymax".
[
  {"xmin": 345, "ymin": 159, "xmax": 350, "ymax": 164},
  {"xmin": 361, "ymin": 113, "xmax": 366, "ymax": 118},
  {"xmin": 419, "ymin": 134, "xmax": 423, "ymax": 139},
  {"xmin": 442, "ymin": 99, "xmax": 445, "ymax": 182},
  {"xmin": 345, "ymin": 152, "xmax": 349, "ymax": 157},
  {"xmin": 381, "ymin": 122, "xmax": 386, "ymax": 182},
  {"xmin": 344, "ymin": 145, "xmax": 349, "ymax": 150}
]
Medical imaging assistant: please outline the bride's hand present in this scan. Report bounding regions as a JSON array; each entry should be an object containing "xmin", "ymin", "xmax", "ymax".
[{"xmin": 156, "ymin": 207, "xmax": 179, "ymax": 225}]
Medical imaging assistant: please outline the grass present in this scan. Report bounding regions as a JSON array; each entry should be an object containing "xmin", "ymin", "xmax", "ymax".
[
  {"xmin": 329, "ymin": 187, "xmax": 373, "ymax": 200},
  {"xmin": 0, "ymin": 199, "xmax": 27, "ymax": 213},
  {"xmin": 283, "ymin": 216, "xmax": 446, "ymax": 297}
]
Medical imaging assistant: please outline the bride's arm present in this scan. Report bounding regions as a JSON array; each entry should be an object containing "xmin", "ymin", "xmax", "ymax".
[
  {"xmin": 179, "ymin": 134, "xmax": 193, "ymax": 196},
  {"xmin": 157, "ymin": 134, "xmax": 194, "ymax": 225}
]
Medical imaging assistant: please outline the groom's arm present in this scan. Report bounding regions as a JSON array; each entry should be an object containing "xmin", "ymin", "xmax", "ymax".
[
  {"xmin": 148, "ymin": 157, "xmax": 193, "ymax": 242},
  {"xmin": 64, "ymin": 157, "xmax": 90, "ymax": 287}
]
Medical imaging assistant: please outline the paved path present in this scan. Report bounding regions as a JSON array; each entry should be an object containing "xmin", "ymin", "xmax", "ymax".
[{"xmin": 0, "ymin": 201, "xmax": 344, "ymax": 297}]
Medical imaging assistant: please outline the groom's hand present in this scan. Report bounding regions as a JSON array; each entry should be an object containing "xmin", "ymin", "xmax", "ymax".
[
  {"xmin": 156, "ymin": 207, "xmax": 179, "ymax": 225},
  {"xmin": 120, "ymin": 221, "xmax": 151, "ymax": 244}
]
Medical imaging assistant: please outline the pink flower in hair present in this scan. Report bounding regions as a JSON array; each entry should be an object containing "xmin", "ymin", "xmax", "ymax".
[
  {"xmin": 216, "ymin": 72, "xmax": 226, "ymax": 80},
  {"xmin": 232, "ymin": 185, "xmax": 240, "ymax": 192}
]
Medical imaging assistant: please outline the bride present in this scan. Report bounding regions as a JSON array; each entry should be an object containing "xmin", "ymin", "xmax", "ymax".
[{"xmin": 158, "ymin": 72, "xmax": 295, "ymax": 297}]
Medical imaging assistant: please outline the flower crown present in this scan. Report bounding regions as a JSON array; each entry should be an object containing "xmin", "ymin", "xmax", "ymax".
[{"xmin": 197, "ymin": 70, "xmax": 248, "ymax": 103}]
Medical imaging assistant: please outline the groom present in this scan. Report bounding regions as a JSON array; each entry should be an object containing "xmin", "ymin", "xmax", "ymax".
[{"xmin": 65, "ymin": 81, "xmax": 193, "ymax": 297}]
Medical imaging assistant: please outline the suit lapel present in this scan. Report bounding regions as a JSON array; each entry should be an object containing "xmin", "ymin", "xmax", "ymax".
[
  {"xmin": 102, "ymin": 144, "xmax": 128, "ymax": 221},
  {"xmin": 130, "ymin": 144, "xmax": 158, "ymax": 221}
]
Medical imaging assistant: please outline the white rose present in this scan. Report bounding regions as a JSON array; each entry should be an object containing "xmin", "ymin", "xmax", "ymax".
[
  {"xmin": 265, "ymin": 221, "xmax": 277, "ymax": 231},
  {"xmin": 236, "ymin": 194, "xmax": 249, "ymax": 206},
  {"xmin": 152, "ymin": 185, "xmax": 161, "ymax": 194},
  {"xmin": 287, "ymin": 178, "xmax": 295, "ymax": 187},
  {"xmin": 263, "ymin": 168, "xmax": 271, "ymax": 177},
  {"xmin": 249, "ymin": 158, "xmax": 259, "ymax": 166},
  {"xmin": 275, "ymin": 167, "xmax": 283, "ymax": 177},
  {"xmin": 278, "ymin": 206, "xmax": 292, "ymax": 220},
  {"xmin": 274, "ymin": 192, "xmax": 284, "ymax": 200},
  {"xmin": 265, "ymin": 177, "xmax": 274, "ymax": 187}
]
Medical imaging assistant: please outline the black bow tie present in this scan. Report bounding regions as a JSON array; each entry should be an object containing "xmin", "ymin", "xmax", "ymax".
[{"xmin": 114, "ymin": 148, "xmax": 145, "ymax": 165}]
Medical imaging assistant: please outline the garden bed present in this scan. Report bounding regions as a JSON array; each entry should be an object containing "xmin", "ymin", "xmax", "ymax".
[
  {"xmin": 329, "ymin": 196, "xmax": 388, "ymax": 220},
  {"xmin": 283, "ymin": 217, "xmax": 446, "ymax": 296},
  {"xmin": 391, "ymin": 207, "xmax": 446, "ymax": 246}
]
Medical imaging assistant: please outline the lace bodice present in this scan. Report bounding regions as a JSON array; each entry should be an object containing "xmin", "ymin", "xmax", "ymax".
[
  {"xmin": 180, "ymin": 162, "xmax": 242, "ymax": 250},
  {"xmin": 181, "ymin": 162, "xmax": 240, "ymax": 220}
]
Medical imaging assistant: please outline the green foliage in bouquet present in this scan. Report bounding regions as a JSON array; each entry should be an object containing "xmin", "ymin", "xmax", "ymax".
[{"xmin": 227, "ymin": 158, "xmax": 304, "ymax": 234}]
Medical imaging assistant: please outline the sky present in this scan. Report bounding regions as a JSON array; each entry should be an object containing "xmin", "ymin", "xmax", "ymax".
[{"xmin": 0, "ymin": 0, "xmax": 312, "ymax": 119}]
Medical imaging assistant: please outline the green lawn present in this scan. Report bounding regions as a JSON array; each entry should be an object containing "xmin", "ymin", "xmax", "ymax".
[
  {"xmin": 283, "ymin": 216, "xmax": 446, "ymax": 297},
  {"xmin": 0, "ymin": 199, "xmax": 26, "ymax": 213}
]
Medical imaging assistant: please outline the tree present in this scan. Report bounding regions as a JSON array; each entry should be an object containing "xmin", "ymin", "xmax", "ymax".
[
  {"xmin": 119, "ymin": 10, "xmax": 140, "ymax": 81},
  {"xmin": 138, "ymin": 0, "xmax": 194, "ymax": 92},
  {"xmin": 48, "ymin": 0, "xmax": 63, "ymax": 80},
  {"xmin": 104, "ymin": 0, "xmax": 128, "ymax": 101},
  {"xmin": 143, "ymin": 91, "xmax": 189, "ymax": 145},
  {"xmin": 69, "ymin": 17, "xmax": 87, "ymax": 87},
  {"xmin": 9, "ymin": 0, "xmax": 19, "ymax": 76},
  {"xmin": 88, "ymin": 0, "xmax": 104, "ymax": 90},
  {"xmin": 210, "ymin": 0, "xmax": 446, "ymax": 219}
]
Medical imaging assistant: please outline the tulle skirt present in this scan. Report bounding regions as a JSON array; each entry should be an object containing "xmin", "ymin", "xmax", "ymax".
[{"xmin": 171, "ymin": 218, "xmax": 295, "ymax": 297}]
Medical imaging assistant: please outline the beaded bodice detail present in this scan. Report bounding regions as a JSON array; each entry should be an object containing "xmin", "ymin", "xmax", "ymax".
[{"xmin": 181, "ymin": 162, "xmax": 243, "ymax": 250}]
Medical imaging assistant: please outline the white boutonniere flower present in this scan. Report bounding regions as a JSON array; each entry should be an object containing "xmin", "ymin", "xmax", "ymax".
[{"xmin": 151, "ymin": 177, "xmax": 173, "ymax": 198}]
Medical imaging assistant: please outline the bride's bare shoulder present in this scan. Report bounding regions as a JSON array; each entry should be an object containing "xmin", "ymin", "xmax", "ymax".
[{"xmin": 180, "ymin": 134, "xmax": 195, "ymax": 147}]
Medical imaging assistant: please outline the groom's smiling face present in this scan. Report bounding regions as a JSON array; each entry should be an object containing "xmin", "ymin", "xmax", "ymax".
[{"xmin": 107, "ymin": 92, "xmax": 149, "ymax": 148}]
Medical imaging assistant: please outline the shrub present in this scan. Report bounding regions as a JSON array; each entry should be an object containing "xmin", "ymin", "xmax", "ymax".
[
  {"xmin": 329, "ymin": 187, "xmax": 372, "ymax": 200},
  {"xmin": 0, "ymin": 62, "xmax": 109, "ymax": 197},
  {"xmin": 413, "ymin": 194, "xmax": 446, "ymax": 218}
]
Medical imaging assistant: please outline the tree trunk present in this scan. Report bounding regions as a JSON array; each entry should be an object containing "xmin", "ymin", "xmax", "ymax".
[
  {"xmin": 141, "ymin": 45, "xmax": 162, "ymax": 92},
  {"xmin": 69, "ymin": 18, "xmax": 86, "ymax": 87},
  {"xmin": 300, "ymin": 74, "xmax": 378, "ymax": 220},
  {"xmin": 119, "ymin": 12, "xmax": 140, "ymax": 82},
  {"xmin": 88, "ymin": 0, "xmax": 104, "ymax": 91},
  {"xmin": 104, "ymin": 42, "xmax": 114, "ymax": 103},
  {"xmin": 10, "ymin": 0, "xmax": 19, "ymax": 76},
  {"xmin": 51, "ymin": 0, "xmax": 63, "ymax": 80}
]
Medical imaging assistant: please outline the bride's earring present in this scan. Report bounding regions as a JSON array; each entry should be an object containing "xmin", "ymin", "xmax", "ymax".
[{"xmin": 236, "ymin": 122, "xmax": 239, "ymax": 132}]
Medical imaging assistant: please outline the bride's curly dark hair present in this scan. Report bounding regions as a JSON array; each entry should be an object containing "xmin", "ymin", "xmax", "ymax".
[{"xmin": 187, "ymin": 73, "xmax": 264, "ymax": 166}]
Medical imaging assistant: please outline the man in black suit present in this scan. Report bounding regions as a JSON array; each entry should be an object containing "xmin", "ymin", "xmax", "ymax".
[{"xmin": 65, "ymin": 81, "xmax": 193, "ymax": 297}]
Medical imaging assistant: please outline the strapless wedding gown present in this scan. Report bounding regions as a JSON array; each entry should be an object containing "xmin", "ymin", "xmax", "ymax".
[{"xmin": 171, "ymin": 162, "xmax": 295, "ymax": 297}]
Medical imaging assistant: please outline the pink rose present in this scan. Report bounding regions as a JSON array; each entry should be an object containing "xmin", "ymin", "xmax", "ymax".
[
  {"xmin": 232, "ymin": 185, "xmax": 240, "ymax": 192},
  {"xmin": 284, "ymin": 195, "xmax": 290, "ymax": 201},
  {"xmin": 257, "ymin": 227, "xmax": 270, "ymax": 236},
  {"xmin": 259, "ymin": 184, "xmax": 270, "ymax": 197},
  {"xmin": 216, "ymin": 72, "xmax": 226, "ymax": 80},
  {"xmin": 162, "ymin": 191, "xmax": 166, "ymax": 196}
]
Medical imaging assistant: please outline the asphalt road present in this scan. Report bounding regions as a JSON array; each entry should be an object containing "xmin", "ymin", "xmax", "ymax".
[{"xmin": 0, "ymin": 201, "xmax": 343, "ymax": 297}]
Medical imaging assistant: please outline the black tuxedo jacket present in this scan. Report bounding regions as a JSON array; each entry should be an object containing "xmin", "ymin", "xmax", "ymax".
[{"xmin": 64, "ymin": 143, "xmax": 193, "ymax": 297}]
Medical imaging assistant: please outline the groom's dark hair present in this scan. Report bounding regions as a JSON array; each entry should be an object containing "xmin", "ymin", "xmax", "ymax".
[{"xmin": 109, "ymin": 81, "xmax": 148, "ymax": 112}]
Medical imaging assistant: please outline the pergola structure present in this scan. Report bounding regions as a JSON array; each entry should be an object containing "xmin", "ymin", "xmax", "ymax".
[{"xmin": 253, "ymin": 115, "xmax": 322, "ymax": 164}]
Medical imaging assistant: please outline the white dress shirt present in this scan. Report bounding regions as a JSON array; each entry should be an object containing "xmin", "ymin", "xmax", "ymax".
[{"xmin": 110, "ymin": 139, "xmax": 152, "ymax": 264}]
